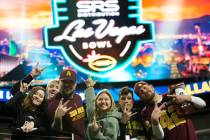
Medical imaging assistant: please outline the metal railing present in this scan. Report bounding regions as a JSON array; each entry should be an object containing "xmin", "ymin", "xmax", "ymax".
[{"xmin": 0, "ymin": 129, "xmax": 73, "ymax": 140}]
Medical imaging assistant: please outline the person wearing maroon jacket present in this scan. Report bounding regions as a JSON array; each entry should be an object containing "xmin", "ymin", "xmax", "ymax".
[
  {"xmin": 134, "ymin": 81, "xmax": 206, "ymax": 140},
  {"xmin": 48, "ymin": 69, "xmax": 85, "ymax": 140}
]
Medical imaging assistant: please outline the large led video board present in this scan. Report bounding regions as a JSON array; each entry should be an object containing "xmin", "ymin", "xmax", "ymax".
[
  {"xmin": 0, "ymin": 0, "xmax": 209, "ymax": 85},
  {"xmin": 43, "ymin": 0, "xmax": 154, "ymax": 77}
]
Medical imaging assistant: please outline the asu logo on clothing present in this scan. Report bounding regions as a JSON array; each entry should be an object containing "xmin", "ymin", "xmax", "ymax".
[
  {"xmin": 160, "ymin": 105, "xmax": 186, "ymax": 130},
  {"xmin": 43, "ymin": 0, "xmax": 155, "ymax": 78},
  {"xmin": 68, "ymin": 106, "xmax": 85, "ymax": 122},
  {"xmin": 66, "ymin": 70, "xmax": 71, "ymax": 77}
]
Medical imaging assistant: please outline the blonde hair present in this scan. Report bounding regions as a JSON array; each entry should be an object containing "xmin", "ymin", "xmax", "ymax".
[
  {"xmin": 95, "ymin": 89, "xmax": 116, "ymax": 117},
  {"xmin": 46, "ymin": 79, "xmax": 59, "ymax": 90}
]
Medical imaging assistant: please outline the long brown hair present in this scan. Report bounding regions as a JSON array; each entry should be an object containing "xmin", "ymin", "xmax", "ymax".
[
  {"xmin": 95, "ymin": 89, "xmax": 116, "ymax": 117},
  {"xmin": 22, "ymin": 86, "xmax": 46, "ymax": 112}
]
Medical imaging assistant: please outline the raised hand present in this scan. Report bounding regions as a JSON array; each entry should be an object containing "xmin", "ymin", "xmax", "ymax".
[
  {"xmin": 151, "ymin": 102, "xmax": 165, "ymax": 125},
  {"xmin": 167, "ymin": 94, "xmax": 191, "ymax": 104},
  {"xmin": 89, "ymin": 115, "xmax": 101, "ymax": 132},
  {"xmin": 20, "ymin": 81, "xmax": 31, "ymax": 93},
  {"xmin": 31, "ymin": 62, "xmax": 46, "ymax": 78},
  {"xmin": 121, "ymin": 104, "xmax": 137, "ymax": 124},
  {"xmin": 83, "ymin": 75, "xmax": 97, "ymax": 88},
  {"xmin": 54, "ymin": 98, "xmax": 72, "ymax": 119}
]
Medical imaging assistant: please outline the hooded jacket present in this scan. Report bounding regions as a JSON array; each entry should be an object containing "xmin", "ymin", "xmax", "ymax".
[{"xmin": 85, "ymin": 87, "xmax": 122, "ymax": 140}]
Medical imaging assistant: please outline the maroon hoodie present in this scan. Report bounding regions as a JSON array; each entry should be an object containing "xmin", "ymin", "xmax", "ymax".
[{"xmin": 48, "ymin": 93, "xmax": 85, "ymax": 140}]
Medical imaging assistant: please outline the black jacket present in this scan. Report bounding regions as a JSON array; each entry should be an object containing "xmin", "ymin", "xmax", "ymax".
[
  {"xmin": 118, "ymin": 108, "xmax": 151, "ymax": 140},
  {"xmin": 5, "ymin": 75, "xmax": 50, "ymax": 140}
]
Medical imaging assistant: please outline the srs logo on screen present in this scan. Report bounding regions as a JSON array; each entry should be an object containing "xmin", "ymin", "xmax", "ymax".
[{"xmin": 43, "ymin": 0, "xmax": 155, "ymax": 78}]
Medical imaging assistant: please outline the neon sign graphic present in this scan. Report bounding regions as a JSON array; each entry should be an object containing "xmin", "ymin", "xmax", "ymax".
[{"xmin": 43, "ymin": 0, "xmax": 155, "ymax": 77}]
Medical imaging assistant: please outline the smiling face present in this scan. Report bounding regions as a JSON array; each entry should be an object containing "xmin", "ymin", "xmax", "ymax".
[
  {"xmin": 31, "ymin": 89, "xmax": 45, "ymax": 106},
  {"xmin": 96, "ymin": 92, "xmax": 112, "ymax": 112},
  {"xmin": 137, "ymin": 84, "xmax": 155, "ymax": 102},
  {"xmin": 47, "ymin": 80, "xmax": 59, "ymax": 99}
]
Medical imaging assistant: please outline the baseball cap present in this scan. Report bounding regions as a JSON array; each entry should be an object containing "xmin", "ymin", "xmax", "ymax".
[
  {"xmin": 59, "ymin": 69, "xmax": 77, "ymax": 82},
  {"xmin": 134, "ymin": 81, "xmax": 149, "ymax": 94},
  {"xmin": 169, "ymin": 82, "xmax": 185, "ymax": 93}
]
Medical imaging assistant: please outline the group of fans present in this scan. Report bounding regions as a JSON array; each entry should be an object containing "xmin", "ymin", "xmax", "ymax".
[{"xmin": 5, "ymin": 63, "xmax": 206, "ymax": 140}]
